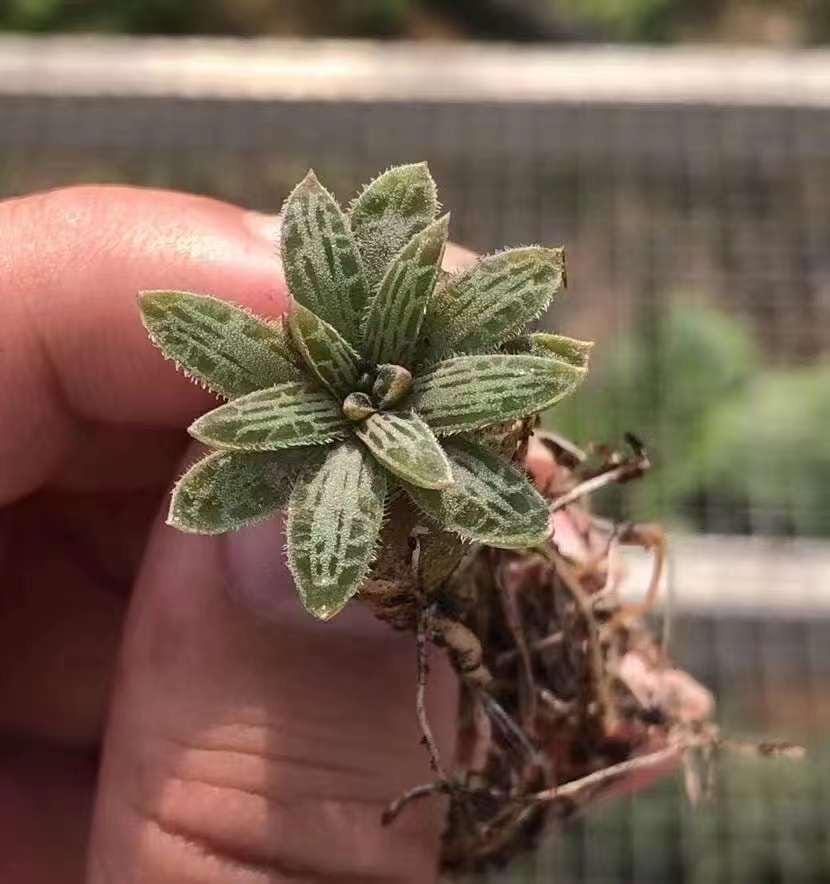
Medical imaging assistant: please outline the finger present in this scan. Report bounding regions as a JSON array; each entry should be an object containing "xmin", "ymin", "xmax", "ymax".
[
  {"xmin": 0, "ymin": 487, "xmax": 160, "ymax": 747},
  {"xmin": 0, "ymin": 185, "xmax": 286, "ymax": 505},
  {"xmin": 0, "ymin": 187, "xmax": 476, "ymax": 506},
  {"xmin": 0, "ymin": 740, "xmax": 95, "ymax": 884},
  {"xmin": 88, "ymin": 474, "xmax": 458, "ymax": 883},
  {"xmin": 443, "ymin": 241, "xmax": 477, "ymax": 273}
]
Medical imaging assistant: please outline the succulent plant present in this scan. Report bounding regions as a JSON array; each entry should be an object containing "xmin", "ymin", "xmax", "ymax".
[{"xmin": 139, "ymin": 163, "xmax": 590, "ymax": 620}]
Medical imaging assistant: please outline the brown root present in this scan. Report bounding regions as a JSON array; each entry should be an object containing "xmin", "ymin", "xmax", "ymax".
[{"xmin": 365, "ymin": 428, "xmax": 801, "ymax": 873}]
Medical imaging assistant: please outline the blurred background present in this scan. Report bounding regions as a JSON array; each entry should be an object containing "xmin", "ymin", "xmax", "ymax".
[{"xmin": 2, "ymin": 2, "xmax": 830, "ymax": 882}]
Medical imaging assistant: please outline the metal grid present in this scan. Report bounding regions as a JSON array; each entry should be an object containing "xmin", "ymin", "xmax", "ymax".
[{"xmin": 2, "ymin": 39, "xmax": 829, "ymax": 883}]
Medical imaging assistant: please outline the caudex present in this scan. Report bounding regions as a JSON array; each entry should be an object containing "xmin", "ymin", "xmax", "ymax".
[{"xmin": 138, "ymin": 163, "xmax": 799, "ymax": 871}]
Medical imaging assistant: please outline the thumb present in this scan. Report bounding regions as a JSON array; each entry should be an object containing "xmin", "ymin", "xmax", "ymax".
[{"xmin": 87, "ymin": 461, "xmax": 457, "ymax": 883}]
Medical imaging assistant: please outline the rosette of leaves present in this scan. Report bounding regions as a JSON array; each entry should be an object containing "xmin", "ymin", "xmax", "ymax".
[{"xmin": 139, "ymin": 163, "xmax": 590, "ymax": 621}]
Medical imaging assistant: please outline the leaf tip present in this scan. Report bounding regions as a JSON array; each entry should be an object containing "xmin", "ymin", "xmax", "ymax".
[
  {"xmin": 553, "ymin": 246, "xmax": 568, "ymax": 288},
  {"xmin": 136, "ymin": 288, "xmax": 167, "ymax": 318},
  {"xmin": 308, "ymin": 598, "xmax": 351, "ymax": 622},
  {"xmin": 164, "ymin": 498, "xmax": 180, "ymax": 529},
  {"xmin": 300, "ymin": 168, "xmax": 320, "ymax": 189},
  {"xmin": 186, "ymin": 414, "xmax": 211, "ymax": 445}
]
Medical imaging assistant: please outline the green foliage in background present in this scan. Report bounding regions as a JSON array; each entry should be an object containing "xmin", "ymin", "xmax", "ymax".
[
  {"xmin": 500, "ymin": 750, "xmax": 830, "ymax": 883},
  {"xmin": 551, "ymin": 300, "xmax": 830, "ymax": 536},
  {"xmin": 703, "ymin": 363, "xmax": 830, "ymax": 536},
  {"xmin": 0, "ymin": 0, "xmax": 414, "ymax": 36},
  {"xmin": 1, "ymin": 0, "xmax": 205, "ymax": 34},
  {"xmin": 551, "ymin": 301, "xmax": 759, "ymax": 524},
  {"xmin": 3, "ymin": 0, "xmax": 830, "ymax": 44},
  {"xmin": 554, "ymin": 0, "xmax": 685, "ymax": 42}
]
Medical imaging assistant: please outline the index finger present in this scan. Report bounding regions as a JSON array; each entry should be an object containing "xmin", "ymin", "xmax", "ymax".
[
  {"xmin": 0, "ymin": 185, "xmax": 478, "ymax": 505},
  {"xmin": 0, "ymin": 185, "xmax": 287, "ymax": 504}
]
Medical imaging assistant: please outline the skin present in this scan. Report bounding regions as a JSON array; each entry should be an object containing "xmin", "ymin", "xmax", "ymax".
[
  {"xmin": 0, "ymin": 186, "xmax": 475, "ymax": 883},
  {"xmin": 0, "ymin": 186, "xmax": 682, "ymax": 883}
]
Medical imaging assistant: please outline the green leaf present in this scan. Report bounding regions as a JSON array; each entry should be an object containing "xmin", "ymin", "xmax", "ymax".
[
  {"xmin": 362, "ymin": 215, "xmax": 449, "ymax": 368},
  {"xmin": 403, "ymin": 438, "xmax": 550, "ymax": 548},
  {"xmin": 419, "ymin": 247, "xmax": 565, "ymax": 361},
  {"xmin": 189, "ymin": 381, "xmax": 349, "ymax": 451},
  {"xmin": 280, "ymin": 171, "xmax": 369, "ymax": 346},
  {"xmin": 350, "ymin": 162, "xmax": 439, "ymax": 292},
  {"xmin": 168, "ymin": 448, "xmax": 320, "ymax": 534},
  {"xmin": 521, "ymin": 332, "xmax": 594, "ymax": 369},
  {"xmin": 287, "ymin": 303, "xmax": 361, "ymax": 397},
  {"xmin": 411, "ymin": 354, "xmax": 586, "ymax": 435},
  {"xmin": 286, "ymin": 441, "xmax": 387, "ymax": 620},
  {"xmin": 354, "ymin": 411, "xmax": 453, "ymax": 490},
  {"xmin": 139, "ymin": 290, "xmax": 301, "ymax": 398}
]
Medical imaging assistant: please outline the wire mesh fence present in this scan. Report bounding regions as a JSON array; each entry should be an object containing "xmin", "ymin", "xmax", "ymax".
[{"xmin": 2, "ymin": 37, "xmax": 829, "ymax": 882}]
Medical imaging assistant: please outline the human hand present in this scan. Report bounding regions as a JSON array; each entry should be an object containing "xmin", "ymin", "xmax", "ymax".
[{"xmin": 0, "ymin": 186, "xmax": 471, "ymax": 883}]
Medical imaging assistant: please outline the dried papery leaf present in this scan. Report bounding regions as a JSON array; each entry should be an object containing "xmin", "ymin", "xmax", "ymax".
[
  {"xmin": 363, "ymin": 215, "xmax": 449, "ymax": 368},
  {"xmin": 287, "ymin": 303, "xmax": 361, "ymax": 397},
  {"xmin": 189, "ymin": 381, "xmax": 349, "ymax": 451},
  {"xmin": 287, "ymin": 441, "xmax": 387, "ymax": 620},
  {"xmin": 419, "ymin": 247, "xmax": 565, "ymax": 362},
  {"xmin": 411, "ymin": 354, "xmax": 586, "ymax": 435},
  {"xmin": 403, "ymin": 438, "xmax": 550, "ymax": 548},
  {"xmin": 139, "ymin": 290, "xmax": 301, "ymax": 398},
  {"xmin": 521, "ymin": 333, "xmax": 594, "ymax": 369},
  {"xmin": 350, "ymin": 162, "xmax": 439, "ymax": 292},
  {"xmin": 280, "ymin": 171, "xmax": 369, "ymax": 346},
  {"xmin": 169, "ymin": 448, "xmax": 321, "ymax": 533},
  {"xmin": 355, "ymin": 411, "xmax": 453, "ymax": 490}
]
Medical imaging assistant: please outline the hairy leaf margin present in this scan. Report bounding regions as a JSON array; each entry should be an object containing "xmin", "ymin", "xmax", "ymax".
[
  {"xmin": 168, "ymin": 448, "xmax": 321, "ymax": 534},
  {"xmin": 354, "ymin": 411, "xmax": 453, "ymax": 490},
  {"xmin": 286, "ymin": 440, "xmax": 387, "ymax": 620},
  {"xmin": 280, "ymin": 171, "xmax": 370, "ymax": 346},
  {"xmin": 362, "ymin": 214, "xmax": 449, "ymax": 368},
  {"xmin": 403, "ymin": 437, "xmax": 550, "ymax": 548},
  {"xmin": 139, "ymin": 290, "xmax": 301, "ymax": 398},
  {"xmin": 189, "ymin": 381, "xmax": 349, "ymax": 451},
  {"xmin": 350, "ymin": 162, "xmax": 439, "ymax": 292},
  {"xmin": 411, "ymin": 354, "xmax": 586, "ymax": 435}
]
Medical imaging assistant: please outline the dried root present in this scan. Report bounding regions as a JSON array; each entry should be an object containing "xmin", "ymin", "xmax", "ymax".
[{"xmin": 375, "ymin": 429, "xmax": 803, "ymax": 873}]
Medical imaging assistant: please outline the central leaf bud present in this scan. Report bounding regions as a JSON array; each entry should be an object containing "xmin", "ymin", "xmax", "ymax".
[
  {"xmin": 342, "ymin": 392, "xmax": 376, "ymax": 422},
  {"xmin": 372, "ymin": 364, "xmax": 413, "ymax": 409}
]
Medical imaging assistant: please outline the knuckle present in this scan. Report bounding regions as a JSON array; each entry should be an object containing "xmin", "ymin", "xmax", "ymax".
[{"xmin": 98, "ymin": 725, "xmax": 437, "ymax": 884}]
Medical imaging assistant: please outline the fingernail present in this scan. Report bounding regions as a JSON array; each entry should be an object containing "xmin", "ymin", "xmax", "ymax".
[
  {"xmin": 244, "ymin": 210, "xmax": 282, "ymax": 253},
  {"xmin": 220, "ymin": 516, "xmax": 300, "ymax": 624},
  {"xmin": 220, "ymin": 513, "xmax": 395, "ymax": 638}
]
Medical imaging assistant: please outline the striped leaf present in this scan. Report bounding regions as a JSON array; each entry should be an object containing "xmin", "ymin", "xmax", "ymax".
[
  {"xmin": 287, "ymin": 303, "xmax": 361, "ymax": 397},
  {"xmin": 411, "ymin": 354, "xmax": 586, "ymax": 435},
  {"xmin": 189, "ymin": 381, "xmax": 349, "ymax": 451},
  {"xmin": 139, "ymin": 290, "xmax": 301, "ymax": 398},
  {"xmin": 403, "ymin": 438, "xmax": 550, "ymax": 548},
  {"xmin": 419, "ymin": 247, "xmax": 565, "ymax": 361},
  {"xmin": 168, "ymin": 448, "xmax": 320, "ymax": 534},
  {"xmin": 350, "ymin": 162, "xmax": 439, "ymax": 292},
  {"xmin": 362, "ymin": 215, "xmax": 448, "ymax": 367},
  {"xmin": 354, "ymin": 411, "xmax": 453, "ymax": 490},
  {"xmin": 518, "ymin": 332, "xmax": 594, "ymax": 369},
  {"xmin": 280, "ymin": 171, "xmax": 369, "ymax": 346},
  {"xmin": 286, "ymin": 441, "xmax": 387, "ymax": 620}
]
